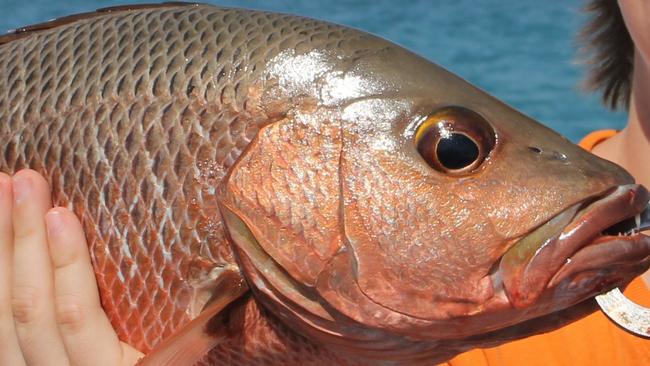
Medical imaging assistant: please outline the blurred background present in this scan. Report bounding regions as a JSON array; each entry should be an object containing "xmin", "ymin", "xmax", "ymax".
[{"xmin": 0, "ymin": 0, "xmax": 627, "ymax": 142}]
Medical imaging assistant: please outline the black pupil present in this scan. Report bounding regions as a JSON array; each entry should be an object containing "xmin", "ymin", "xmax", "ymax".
[{"xmin": 436, "ymin": 133, "xmax": 479, "ymax": 170}]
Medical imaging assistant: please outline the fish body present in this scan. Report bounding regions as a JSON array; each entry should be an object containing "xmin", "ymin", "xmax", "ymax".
[{"xmin": 0, "ymin": 3, "xmax": 649, "ymax": 365}]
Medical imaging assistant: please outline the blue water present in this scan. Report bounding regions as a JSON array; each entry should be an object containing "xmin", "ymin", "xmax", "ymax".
[{"xmin": 0, "ymin": 0, "xmax": 627, "ymax": 142}]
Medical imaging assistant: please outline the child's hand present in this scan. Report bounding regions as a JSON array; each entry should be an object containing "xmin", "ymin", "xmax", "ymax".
[{"xmin": 0, "ymin": 170, "xmax": 143, "ymax": 366}]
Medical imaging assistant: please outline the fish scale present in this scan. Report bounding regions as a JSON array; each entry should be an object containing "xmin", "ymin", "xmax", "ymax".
[
  {"xmin": 0, "ymin": 3, "xmax": 365, "ymax": 355},
  {"xmin": 2, "ymin": 3, "xmax": 650, "ymax": 366}
]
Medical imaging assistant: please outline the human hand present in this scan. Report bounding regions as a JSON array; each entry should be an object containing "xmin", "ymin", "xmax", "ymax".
[{"xmin": 0, "ymin": 170, "xmax": 143, "ymax": 366}]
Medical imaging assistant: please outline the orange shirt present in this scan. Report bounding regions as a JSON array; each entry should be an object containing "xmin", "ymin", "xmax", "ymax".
[{"xmin": 439, "ymin": 130, "xmax": 650, "ymax": 366}]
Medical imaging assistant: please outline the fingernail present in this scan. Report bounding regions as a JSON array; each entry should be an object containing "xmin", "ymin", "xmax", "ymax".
[
  {"xmin": 12, "ymin": 174, "xmax": 30, "ymax": 204},
  {"xmin": 46, "ymin": 210, "xmax": 64, "ymax": 236}
]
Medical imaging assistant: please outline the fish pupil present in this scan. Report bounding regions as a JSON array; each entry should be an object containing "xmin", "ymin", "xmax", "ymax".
[{"xmin": 436, "ymin": 133, "xmax": 479, "ymax": 170}]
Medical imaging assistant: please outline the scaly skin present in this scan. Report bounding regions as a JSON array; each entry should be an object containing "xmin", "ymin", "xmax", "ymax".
[
  {"xmin": 2, "ymin": 3, "xmax": 649, "ymax": 366},
  {"xmin": 0, "ymin": 3, "xmax": 371, "ymax": 354}
]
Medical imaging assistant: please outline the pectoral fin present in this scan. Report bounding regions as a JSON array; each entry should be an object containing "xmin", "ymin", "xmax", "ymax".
[{"xmin": 136, "ymin": 267, "xmax": 249, "ymax": 366}]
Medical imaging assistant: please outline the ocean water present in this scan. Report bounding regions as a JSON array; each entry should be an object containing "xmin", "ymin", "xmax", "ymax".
[{"xmin": 0, "ymin": 0, "xmax": 627, "ymax": 142}]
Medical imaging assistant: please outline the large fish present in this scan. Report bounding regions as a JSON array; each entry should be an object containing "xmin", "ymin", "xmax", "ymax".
[{"xmin": 1, "ymin": 3, "xmax": 649, "ymax": 365}]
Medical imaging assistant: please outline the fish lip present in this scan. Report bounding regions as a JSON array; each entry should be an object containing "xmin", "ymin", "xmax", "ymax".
[
  {"xmin": 499, "ymin": 184, "xmax": 650, "ymax": 309},
  {"xmin": 548, "ymin": 233, "xmax": 650, "ymax": 289}
]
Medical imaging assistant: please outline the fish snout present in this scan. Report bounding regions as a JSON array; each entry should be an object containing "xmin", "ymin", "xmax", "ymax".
[{"xmin": 521, "ymin": 136, "xmax": 635, "ymax": 196}]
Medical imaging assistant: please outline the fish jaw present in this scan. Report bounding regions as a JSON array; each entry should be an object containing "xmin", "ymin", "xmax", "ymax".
[{"xmin": 499, "ymin": 184, "xmax": 650, "ymax": 309}]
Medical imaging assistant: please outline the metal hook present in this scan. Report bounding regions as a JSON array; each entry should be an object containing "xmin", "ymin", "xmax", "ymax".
[{"xmin": 596, "ymin": 288, "xmax": 650, "ymax": 337}]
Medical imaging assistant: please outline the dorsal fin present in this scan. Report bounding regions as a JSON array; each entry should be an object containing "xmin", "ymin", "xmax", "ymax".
[{"xmin": 0, "ymin": 2, "xmax": 202, "ymax": 46}]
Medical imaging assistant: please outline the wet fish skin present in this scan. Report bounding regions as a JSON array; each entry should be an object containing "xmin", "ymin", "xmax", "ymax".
[
  {"xmin": 0, "ymin": 3, "xmax": 648, "ymax": 366},
  {"xmin": 0, "ymin": 3, "xmax": 402, "ymax": 363},
  {"xmin": 0, "ymin": 2, "xmax": 330, "ymax": 352}
]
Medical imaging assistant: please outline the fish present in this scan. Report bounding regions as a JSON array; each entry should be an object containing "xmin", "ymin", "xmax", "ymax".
[{"xmin": 0, "ymin": 3, "xmax": 649, "ymax": 365}]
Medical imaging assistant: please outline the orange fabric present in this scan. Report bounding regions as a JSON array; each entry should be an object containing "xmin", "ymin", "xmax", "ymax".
[
  {"xmin": 577, "ymin": 129, "xmax": 618, "ymax": 151},
  {"xmin": 439, "ymin": 129, "xmax": 650, "ymax": 366}
]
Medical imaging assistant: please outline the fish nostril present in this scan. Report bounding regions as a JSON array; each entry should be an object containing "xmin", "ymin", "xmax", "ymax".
[
  {"xmin": 527, "ymin": 147, "xmax": 568, "ymax": 162},
  {"xmin": 552, "ymin": 151, "xmax": 568, "ymax": 161}
]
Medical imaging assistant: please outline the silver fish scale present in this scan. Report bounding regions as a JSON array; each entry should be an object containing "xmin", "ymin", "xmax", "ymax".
[{"xmin": 0, "ymin": 4, "xmax": 366, "ymax": 353}]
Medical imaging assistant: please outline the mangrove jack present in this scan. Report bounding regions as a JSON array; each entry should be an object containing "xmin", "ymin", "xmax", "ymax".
[{"xmin": 0, "ymin": 3, "xmax": 648, "ymax": 365}]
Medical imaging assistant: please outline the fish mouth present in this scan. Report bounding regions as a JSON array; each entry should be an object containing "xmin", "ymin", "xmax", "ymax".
[{"xmin": 498, "ymin": 184, "xmax": 650, "ymax": 309}]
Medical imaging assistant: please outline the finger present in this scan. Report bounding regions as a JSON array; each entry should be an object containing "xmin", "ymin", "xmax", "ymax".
[
  {"xmin": 0, "ymin": 173, "xmax": 26, "ymax": 366},
  {"xmin": 47, "ymin": 207, "xmax": 143, "ymax": 366},
  {"xmin": 11, "ymin": 169, "xmax": 69, "ymax": 365}
]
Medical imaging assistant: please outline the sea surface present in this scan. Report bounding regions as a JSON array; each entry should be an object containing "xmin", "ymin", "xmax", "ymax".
[{"xmin": 0, "ymin": 0, "xmax": 627, "ymax": 142}]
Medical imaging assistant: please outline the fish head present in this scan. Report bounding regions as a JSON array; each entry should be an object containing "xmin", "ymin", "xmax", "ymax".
[{"xmin": 218, "ymin": 39, "xmax": 650, "ymax": 357}]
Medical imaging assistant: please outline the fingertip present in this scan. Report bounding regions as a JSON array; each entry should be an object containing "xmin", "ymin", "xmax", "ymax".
[
  {"xmin": 46, "ymin": 207, "xmax": 88, "ymax": 269},
  {"xmin": 46, "ymin": 206, "xmax": 83, "ymax": 233},
  {"xmin": 11, "ymin": 169, "xmax": 51, "ymax": 208},
  {"xmin": 11, "ymin": 169, "xmax": 41, "ymax": 189},
  {"xmin": 11, "ymin": 172, "xmax": 32, "ymax": 205},
  {"xmin": 45, "ymin": 209, "xmax": 62, "ymax": 235},
  {"xmin": 45, "ymin": 207, "xmax": 81, "ymax": 238},
  {"xmin": 12, "ymin": 169, "xmax": 49, "ymax": 188},
  {"xmin": 12, "ymin": 169, "xmax": 42, "ymax": 180}
]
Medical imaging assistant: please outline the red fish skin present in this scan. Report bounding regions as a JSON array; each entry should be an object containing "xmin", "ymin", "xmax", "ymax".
[
  {"xmin": 0, "ymin": 3, "xmax": 378, "ymax": 360},
  {"xmin": 2, "ymin": 3, "xmax": 649, "ymax": 366},
  {"xmin": 195, "ymin": 297, "xmax": 368, "ymax": 366}
]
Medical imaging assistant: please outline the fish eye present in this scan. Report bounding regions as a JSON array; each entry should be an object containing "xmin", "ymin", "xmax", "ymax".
[{"xmin": 415, "ymin": 106, "xmax": 496, "ymax": 174}]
